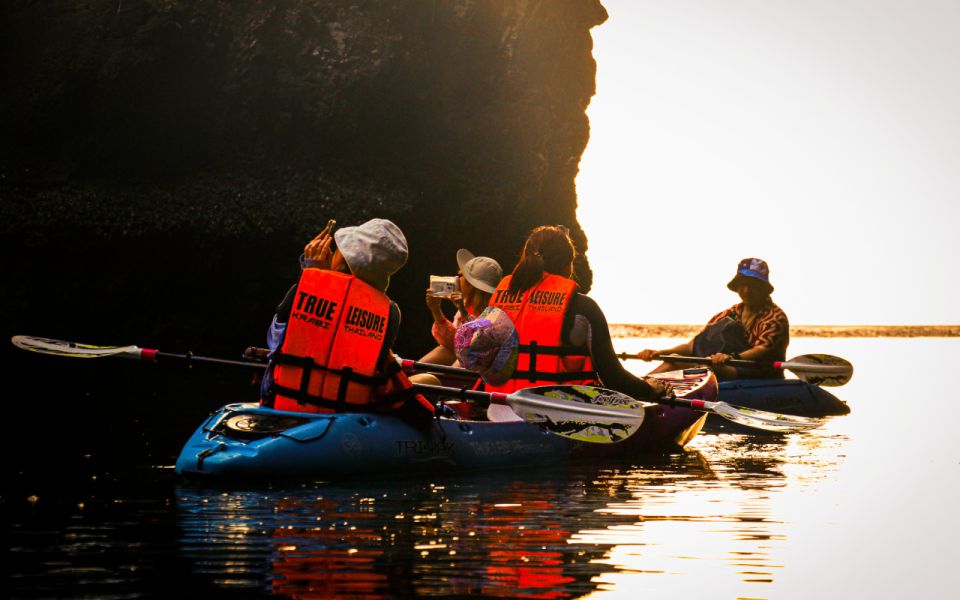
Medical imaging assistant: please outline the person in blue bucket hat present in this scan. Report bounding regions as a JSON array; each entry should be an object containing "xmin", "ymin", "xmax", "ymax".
[{"xmin": 638, "ymin": 258, "xmax": 790, "ymax": 380}]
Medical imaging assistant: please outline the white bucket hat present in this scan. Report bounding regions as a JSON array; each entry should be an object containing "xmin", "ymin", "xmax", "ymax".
[
  {"xmin": 334, "ymin": 219, "xmax": 408, "ymax": 292},
  {"xmin": 456, "ymin": 248, "xmax": 503, "ymax": 294}
]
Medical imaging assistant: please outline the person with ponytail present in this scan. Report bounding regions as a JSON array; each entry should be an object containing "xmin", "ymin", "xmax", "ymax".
[{"xmin": 475, "ymin": 225, "xmax": 670, "ymax": 401}]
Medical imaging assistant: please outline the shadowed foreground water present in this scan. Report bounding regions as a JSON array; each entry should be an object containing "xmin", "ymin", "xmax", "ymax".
[{"xmin": 7, "ymin": 337, "xmax": 959, "ymax": 598}]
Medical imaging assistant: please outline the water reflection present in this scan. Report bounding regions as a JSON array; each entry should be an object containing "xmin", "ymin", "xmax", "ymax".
[
  {"xmin": 8, "ymin": 465, "xmax": 186, "ymax": 599},
  {"xmin": 575, "ymin": 427, "xmax": 850, "ymax": 599},
  {"xmin": 14, "ymin": 338, "xmax": 956, "ymax": 598},
  {"xmin": 176, "ymin": 471, "xmax": 627, "ymax": 598},
  {"xmin": 173, "ymin": 427, "xmax": 851, "ymax": 599}
]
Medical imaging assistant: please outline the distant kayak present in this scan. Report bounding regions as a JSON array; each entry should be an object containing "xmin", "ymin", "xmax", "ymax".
[
  {"xmin": 175, "ymin": 370, "xmax": 716, "ymax": 481},
  {"xmin": 688, "ymin": 378, "xmax": 850, "ymax": 433},
  {"xmin": 717, "ymin": 378, "xmax": 850, "ymax": 417}
]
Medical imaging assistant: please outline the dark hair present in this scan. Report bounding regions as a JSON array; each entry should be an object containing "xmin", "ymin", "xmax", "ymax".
[{"xmin": 508, "ymin": 225, "xmax": 576, "ymax": 295}]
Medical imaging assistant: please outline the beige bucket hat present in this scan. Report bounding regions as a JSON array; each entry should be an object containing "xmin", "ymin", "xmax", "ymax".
[{"xmin": 456, "ymin": 248, "xmax": 503, "ymax": 294}]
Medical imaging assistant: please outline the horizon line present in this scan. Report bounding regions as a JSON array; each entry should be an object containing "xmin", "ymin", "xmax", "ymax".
[{"xmin": 610, "ymin": 324, "xmax": 960, "ymax": 338}]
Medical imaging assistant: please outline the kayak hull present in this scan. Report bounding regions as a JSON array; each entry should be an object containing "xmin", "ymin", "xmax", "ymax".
[
  {"xmin": 716, "ymin": 378, "xmax": 850, "ymax": 417},
  {"xmin": 175, "ymin": 373, "xmax": 716, "ymax": 481}
]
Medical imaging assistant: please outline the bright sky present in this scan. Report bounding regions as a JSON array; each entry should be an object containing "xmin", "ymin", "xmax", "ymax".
[{"xmin": 576, "ymin": 0, "xmax": 960, "ymax": 325}]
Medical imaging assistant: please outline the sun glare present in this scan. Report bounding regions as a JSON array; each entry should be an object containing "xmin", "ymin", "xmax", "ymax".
[{"xmin": 576, "ymin": 1, "xmax": 960, "ymax": 326}]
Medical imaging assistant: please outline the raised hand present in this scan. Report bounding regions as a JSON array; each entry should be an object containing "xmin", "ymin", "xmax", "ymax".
[{"xmin": 304, "ymin": 221, "xmax": 336, "ymax": 269}]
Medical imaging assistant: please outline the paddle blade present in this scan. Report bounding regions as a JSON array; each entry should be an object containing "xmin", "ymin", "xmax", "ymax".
[
  {"xmin": 11, "ymin": 335, "xmax": 143, "ymax": 359},
  {"xmin": 487, "ymin": 385, "xmax": 647, "ymax": 444},
  {"xmin": 782, "ymin": 354, "xmax": 853, "ymax": 386},
  {"xmin": 710, "ymin": 401, "xmax": 824, "ymax": 432}
]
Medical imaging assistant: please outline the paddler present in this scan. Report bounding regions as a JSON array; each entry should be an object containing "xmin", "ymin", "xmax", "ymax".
[
  {"xmin": 637, "ymin": 258, "xmax": 789, "ymax": 380},
  {"xmin": 455, "ymin": 224, "xmax": 671, "ymax": 400},
  {"xmin": 260, "ymin": 218, "xmax": 431, "ymax": 416}
]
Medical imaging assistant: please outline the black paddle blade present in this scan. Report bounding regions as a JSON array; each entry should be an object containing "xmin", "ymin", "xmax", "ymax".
[{"xmin": 784, "ymin": 354, "xmax": 853, "ymax": 386}]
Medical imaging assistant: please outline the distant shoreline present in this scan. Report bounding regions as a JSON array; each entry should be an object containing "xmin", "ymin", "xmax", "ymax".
[{"xmin": 610, "ymin": 324, "xmax": 960, "ymax": 338}]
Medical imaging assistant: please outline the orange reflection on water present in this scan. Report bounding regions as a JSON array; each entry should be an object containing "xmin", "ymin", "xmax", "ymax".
[
  {"xmin": 270, "ymin": 514, "xmax": 388, "ymax": 599},
  {"xmin": 450, "ymin": 489, "xmax": 577, "ymax": 599}
]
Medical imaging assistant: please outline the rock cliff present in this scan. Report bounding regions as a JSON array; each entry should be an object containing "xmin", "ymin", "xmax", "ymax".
[{"xmin": 1, "ymin": 0, "xmax": 607, "ymax": 359}]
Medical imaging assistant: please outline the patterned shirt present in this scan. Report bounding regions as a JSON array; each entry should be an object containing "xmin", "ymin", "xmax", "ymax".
[{"xmin": 703, "ymin": 301, "xmax": 789, "ymax": 360}]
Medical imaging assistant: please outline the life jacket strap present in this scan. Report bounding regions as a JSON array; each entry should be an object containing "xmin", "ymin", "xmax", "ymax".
[
  {"xmin": 516, "ymin": 341, "xmax": 593, "ymax": 382},
  {"xmin": 517, "ymin": 343, "xmax": 591, "ymax": 358},
  {"xmin": 270, "ymin": 352, "xmax": 390, "ymax": 409},
  {"xmin": 271, "ymin": 352, "xmax": 389, "ymax": 387},
  {"xmin": 337, "ymin": 366, "xmax": 353, "ymax": 409}
]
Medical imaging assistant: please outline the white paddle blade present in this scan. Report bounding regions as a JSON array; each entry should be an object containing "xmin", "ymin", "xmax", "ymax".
[
  {"xmin": 486, "ymin": 385, "xmax": 647, "ymax": 444},
  {"xmin": 711, "ymin": 402, "xmax": 824, "ymax": 432},
  {"xmin": 514, "ymin": 385, "xmax": 645, "ymax": 421},
  {"xmin": 11, "ymin": 335, "xmax": 143, "ymax": 359},
  {"xmin": 486, "ymin": 403, "xmax": 523, "ymax": 422},
  {"xmin": 783, "ymin": 354, "xmax": 853, "ymax": 386}
]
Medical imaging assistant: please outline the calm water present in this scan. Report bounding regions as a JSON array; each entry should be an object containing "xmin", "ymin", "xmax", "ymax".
[{"xmin": 7, "ymin": 337, "xmax": 959, "ymax": 599}]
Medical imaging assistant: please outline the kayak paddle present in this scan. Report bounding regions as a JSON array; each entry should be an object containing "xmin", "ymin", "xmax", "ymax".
[
  {"xmin": 10, "ymin": 335, "xmax": 648, "ymax": 444},
  {"xmin": 11, "ymin": 336, "xmax": 825, "ymax": 433},
  {"xmin": 11, "ymin": 335, "xmax": 262, "ymax": 368},
  {"xmin": 401, "ymin": 357, "xmax": 824, "ymax": 433},
  {"xmin": 413, "ymin": 382, "xmax": 646, "ymax": 444},
  {"xmin": 619, "ymin": 352, "xmax": 854, "ymax": 387}
]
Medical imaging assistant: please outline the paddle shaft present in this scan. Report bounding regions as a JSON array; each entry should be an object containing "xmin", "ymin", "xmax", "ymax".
[
  {"xmin": 398, "ymin": 358, "xmax": 476, "ymax": 378},
  {"xmin": 619, "ymin": 352, "xmax": 781, "ymax": 370},
  {"xmin": 13, "ymin": 335, "xmax": 819, "ymax": 431},
  {"xmin": 412, "ymin": 382, "xmax": 506, "ymax": 405},
  {"xmin": 138, "ymin": 348, "xmax": 265, "ymax": 369},
  {"xmin": 620, "ymin": 353, "xmax": 851, "ymax": 374},
  {"xmin": 655, "ymin": 394, "xmax": 716, "ymax": 412},
  {"xmin": 134, "ymin": 351, "xmax": 822, "ymax": 429}
]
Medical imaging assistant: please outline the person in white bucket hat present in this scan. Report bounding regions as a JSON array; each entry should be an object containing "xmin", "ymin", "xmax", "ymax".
[
  {"xmin": 417, "ymin": 247, "xmax": 503, "ymax": 366},
  {"xmin": 259, "ymin": 219, "xmax": 432, "ymax": 418}
]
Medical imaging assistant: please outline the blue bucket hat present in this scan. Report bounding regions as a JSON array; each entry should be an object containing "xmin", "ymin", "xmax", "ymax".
[{"xmin": 727, "ymin": 258, "xmax": 774, "ymax": 294}]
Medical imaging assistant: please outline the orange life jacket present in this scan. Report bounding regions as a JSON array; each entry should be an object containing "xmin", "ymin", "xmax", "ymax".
[
  {"xmin": 486, "ymin": 274, "xmax": 596, "ymax": 393},
  {"xmin": 268, "ymin": 269, "xmax": 400, "ymax": 414}
]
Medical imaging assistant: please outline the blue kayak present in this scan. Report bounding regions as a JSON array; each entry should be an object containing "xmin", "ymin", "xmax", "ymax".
[{"xmin": 175, "ymin": 372, "xmax": 716, "ymax": 481}]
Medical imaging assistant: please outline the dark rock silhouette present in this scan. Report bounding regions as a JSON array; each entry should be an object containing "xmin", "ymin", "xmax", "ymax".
[{"xmin": 1, "ymin": 0, "xmax": 606, "ymax": 362}]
